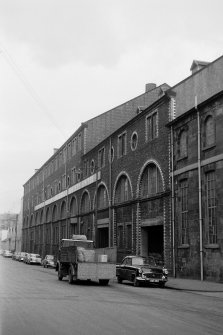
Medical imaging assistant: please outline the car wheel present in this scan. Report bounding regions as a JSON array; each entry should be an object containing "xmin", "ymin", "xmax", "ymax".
[
  {"xmin": 117, "ymin": 276, "xmax": 123, "ymax": 284},
  {"xmin": 58, "ymin": 270, "xmax": 63, "ymax": 281},
  {"xmin": 133, "ymin": 277, "xmax": 140, "ymax": 287},
  {"xmin": 159, "ymin": 282, "xmax": 165, "ymax": 288}
]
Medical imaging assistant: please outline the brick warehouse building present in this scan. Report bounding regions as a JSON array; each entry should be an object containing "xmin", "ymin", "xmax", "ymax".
[
  {"xmin": 22, "ymin": 55, "xmax": 223, "ymax": 282},
  {"xmin": 79, "ymin": 93, "xmax": 172, "ymax": 266},
  {"xmin": 22, "ymin": 83, "xmax": 170, "ymax": 260}
]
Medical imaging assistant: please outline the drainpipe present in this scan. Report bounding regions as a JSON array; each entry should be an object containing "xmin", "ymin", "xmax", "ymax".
[
  {"xmin": 196, "ymin": 96, "xmax": 204, "ymax": 281},
  {"xmin": 171, "ymin": 125, "xmax": 176, "ymax": 277},
  {"xmin": 65, "ymin": 145, "xmax": 69, "ymax": 239},
  {"xmin": 109, "ymin": 137, "xmax": 112, "ymax": 247}
]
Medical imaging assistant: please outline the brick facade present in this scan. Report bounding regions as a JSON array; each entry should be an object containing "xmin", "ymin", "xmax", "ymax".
[{"xmin": 170, "ymin": 92, "xmax": 223, "ymax": 282}]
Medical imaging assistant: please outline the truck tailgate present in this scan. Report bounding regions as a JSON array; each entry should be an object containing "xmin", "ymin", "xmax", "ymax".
[{"xmin": 77, "ymin": 263, "xmax": 116, "ymax": 280}]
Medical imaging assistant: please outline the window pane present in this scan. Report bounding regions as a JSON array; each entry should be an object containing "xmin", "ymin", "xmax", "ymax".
[
  {"xmin": 180, "ymin": 130, "xmax": 187, "ymax": 157},
  {"xmin": 205, "ymin": 116, "xmax": 215, "ymax": 147},
  {"xmin": 206, "ymin": 171, "xmax": 217, "ymax": 244},
  {"xmin": 180, "ymin": 180, "xmax": 188, "ymax": 244}
]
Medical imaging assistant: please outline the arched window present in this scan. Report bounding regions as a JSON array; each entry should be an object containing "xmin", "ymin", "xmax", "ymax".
[
  {"xmin": 30, "ymin": 215, "xmax": 34, "ymax": 227},
  {"xmin": 70, "ymin": 197, "xmax": 78, "ymax": 216},
  {"xmin": 140, "ymin": 163, "xmax": 163, "ymax": 197},
  {"xmin": 35, "ymin": 212, "xmax": 39, "ymax": 225},
  {"xmin": 61, "ymin": 201, "xmax": 67, "ymax": 219},
  {"xmin": 80, "ymin": 192, "xmax": 90, "ymax": 214},
  {"xmin": 115, "ymin": 175, "xmax": 131, "ymax": 204},
  {"xmin": 204, "ymin": 115, "xmax": 215, "ymax": 147},
  {"xmin": 46, "ymin": 207, "xmax": 51, "ymax": 223},
  {"xmin": 40, "ymin": 210, "xmax": 44, "ymax": 224},
  {"xmin": 97, "ymin": 185, "xmax": 108, "ymax": 209},
  {"xmin": 179, "ymin": 130, "xmax": 187, "ymax": 158},
  {"xmin": 52, "ymin": 205, "xmax": 58, "ymax": 222}
]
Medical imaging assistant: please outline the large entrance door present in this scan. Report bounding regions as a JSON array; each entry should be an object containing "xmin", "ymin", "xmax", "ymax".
[
  {"xmin": 141, "ymin": 225, "xmax": 163, "ymax": 260},
  {"xmin": 97, "ymin": 227, "xmax": 109, "ymax": 248}
]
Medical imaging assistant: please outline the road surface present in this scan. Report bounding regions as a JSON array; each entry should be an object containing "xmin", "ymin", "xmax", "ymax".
[{"xmin": 0, "ymin": 257, "xmax": 222, "ymax": 335}]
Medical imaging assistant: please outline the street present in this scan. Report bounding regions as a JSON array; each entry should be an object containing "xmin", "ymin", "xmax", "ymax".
[{"xmin": 0, "ymin": 257, "xmax": 223, "ymax": 335}]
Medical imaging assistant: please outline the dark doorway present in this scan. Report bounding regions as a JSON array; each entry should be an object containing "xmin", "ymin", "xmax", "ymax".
[
  {"xmin": 97, "ymin": 227, "xmax": 109, "ymax": 248},
  {"xmin": 141, "ymin": 225, "xmax": 163, "ymax": 259},
  {"xmin": 148, "ymin": 225, "xmax": 163, "ymax": 254}
]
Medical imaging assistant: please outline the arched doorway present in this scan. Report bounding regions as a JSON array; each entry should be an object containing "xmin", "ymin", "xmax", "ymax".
[
  {"xmin": 60, "ymin": 201, "xmax": 67, "ymax": 239},
  {"xmin": 139, "ymin": 162, "xmax": 164, "ymax": 260},
  {"xmin": 69, "ymin": 197, "xmax": 78, "ymax": 237},
  {"xmin": 95, "ymin": 184, "xmax": 109, "ymax": 248},
  {"xmin": 114, "ymin": 174, "xmax": 133, "ymax": 262},
  {"xmin": 80, "ymin": 191, "xmax": 91, "ymax": 240}
]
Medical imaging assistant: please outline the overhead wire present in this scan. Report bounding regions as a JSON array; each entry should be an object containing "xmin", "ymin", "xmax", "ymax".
[{"xmin": 0, "ymin": 45, "xmax": 66, "ymax": 140}]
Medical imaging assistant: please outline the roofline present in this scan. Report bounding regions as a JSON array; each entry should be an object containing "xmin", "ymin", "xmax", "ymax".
[
  {"xmin": 166, "ymin": 89, "xmax": 223, "ymax": 127},
  {"xmin": 166, "ymin": 54, "xmax": 223, "ymax": 94},
  {"xmin": 23, "ymin": 84, "xmax": 170, "ymax": 187},
  {"xmin": 83, "ymin": 94, "xmax": 169, "ymax": 156},
  {"xmin": 190, "ymin": 60, "xmax": 210, "ymax": 71},
  {"xmin": 84, "ymin": 83, "xmax": 170, "ymax": 124},
  {"xmin": 23, "ymin": 123, "xmax": 87, "ymax": 187}
]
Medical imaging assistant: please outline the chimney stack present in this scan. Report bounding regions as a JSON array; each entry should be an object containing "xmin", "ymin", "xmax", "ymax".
[{"xmin": 145, "ymin": 83, "xmax": 156, "ymax": 92}]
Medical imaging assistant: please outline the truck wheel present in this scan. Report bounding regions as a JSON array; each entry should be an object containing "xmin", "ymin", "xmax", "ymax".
[
  {"xmin": 58, "ymin": 271, "xmax": 63, "ymax": 281},
  {"xmin": 117, "ymin": 276, "xmax": 123, "ymax": 284},
  {"xmin": 68, "ymin": 268, "xmax": 73, "ymax": 284},
  {"xmin": 99, "ymin": 279, "xmax": 109, "ymax": 286}
]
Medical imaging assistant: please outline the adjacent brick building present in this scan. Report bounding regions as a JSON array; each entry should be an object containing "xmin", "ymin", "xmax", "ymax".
[{"xmin": 168, "ymin": 56, "xmax": 223, "ymax": 282}]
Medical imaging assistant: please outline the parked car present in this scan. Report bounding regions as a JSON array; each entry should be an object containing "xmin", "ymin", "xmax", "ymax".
[
  {"xmin": 23, "ymin": 253, "xmax": 30, "ymax": 263},
  {"xmin": 26, "ymin": 253, "xmax": 42, "ymax": 265},
  {"xmin": 116, "ymin": 255, "xmax": 168, "ymax": 287},
  {"xmin": 19, "ymin": 252, "xmax": 27, "ymax": 262},
  {"xmin": 3, "ymin": 250, "xmax": 13, "ymax": 258},
  {"xmin": 12, "ymin": 251, "xmax": 18, "ymax": 260},
  {"xmin": 15, "ymin": 252, "xmax": 21, "ymax": 261},
  {"xmin": 42, "ymin": 255, "xmax": 55, "ymax": 268}
]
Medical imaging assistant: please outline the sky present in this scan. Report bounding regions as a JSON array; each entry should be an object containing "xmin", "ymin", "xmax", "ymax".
[{"xmin": 0, "ymin": 0, "xmax": 223, "ymax": 214}]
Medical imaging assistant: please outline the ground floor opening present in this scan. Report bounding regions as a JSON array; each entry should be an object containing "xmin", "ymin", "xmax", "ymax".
[{"xmin": 141, "ymin": 224, "xmax": 164, "ymax": 261}]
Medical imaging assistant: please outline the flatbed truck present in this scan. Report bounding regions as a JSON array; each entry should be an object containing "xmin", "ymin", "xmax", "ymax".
[{"xmin": 56, "ymin": 236, "xmax": 117, "ymax": 286}]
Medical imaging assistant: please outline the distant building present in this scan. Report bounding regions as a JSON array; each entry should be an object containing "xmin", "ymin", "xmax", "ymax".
[{"xmin": 0, "ymin": 213, "xmax": 18, "ymax": 251}]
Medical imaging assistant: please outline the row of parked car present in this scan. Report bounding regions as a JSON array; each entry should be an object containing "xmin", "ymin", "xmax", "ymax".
[
  {"xmin": 1, "ymin": 249, "xmax": 168, "ymax": 287},
  {"xmin": 0, "ymin": 249, "xmax": 56, "ymax": 268}
]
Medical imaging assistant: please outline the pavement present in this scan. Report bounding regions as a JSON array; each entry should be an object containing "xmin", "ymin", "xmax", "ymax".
[{"xmin": 166, "ymin": 276, "xmax": 223, "ymax": 292}]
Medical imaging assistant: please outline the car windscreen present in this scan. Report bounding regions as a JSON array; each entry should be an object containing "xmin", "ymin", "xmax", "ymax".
[
  {"xmin": 132, "ymin": 258, "xmax": 144, "ymax": 265},
  {"xmin": 31, "ymin": 254, "xmax": 41, "ymax": 258}
]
